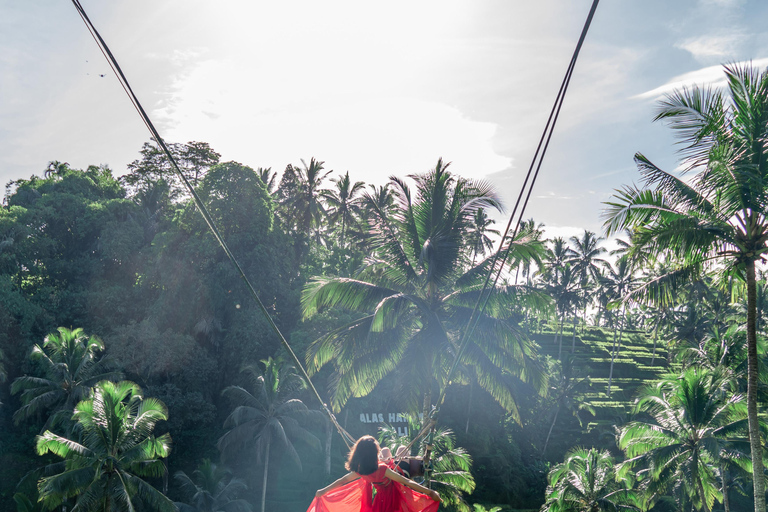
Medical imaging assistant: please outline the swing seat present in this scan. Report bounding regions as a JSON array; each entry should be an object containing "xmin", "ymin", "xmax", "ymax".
[{"xmin": 395, "ymin": 457, "xmax": 424, "ymax": 478}]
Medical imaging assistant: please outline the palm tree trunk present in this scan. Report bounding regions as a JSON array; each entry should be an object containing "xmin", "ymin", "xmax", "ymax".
[
  {"xmin": 541, "ymin": 406, "xmax": 560, "ymax": 456},
  {"xmin": 465, "ymin": 379, "xmax": 473, "ymax": 435},
  {"xmin": 692, "ymin": 451, "xmax": 711, "ymax": 512},
  {"xmin": 721, "ymin": 464, "xmax": 731, "ymax": 512},
  {"xmin": 607, "ymin": 308, "xmax": 625, "ymax": 397},
  {"xmin": 746, "ymin": 261, "xmax": 765, "ymax": 512},
  {"xmin": 651, "ymin": 324, "xmax": 658, "ymax": 366},
  {"xmin": 261, "ymin": 442, "xmax": 271, "ymax": 512},
  {"xmin": 571, "ymin": 314, "xmax": 577, "ymax": 353},
  {"xmin": 557, "ymin": 314, "xmax": 565, "ymax": 360},
  {"xmin": 607, "ymin": 322, "xmax": 618, "ymax": 397},
  {"xmin": 325, "ymin": 419, "xmax": 332, "ymax": 475}
]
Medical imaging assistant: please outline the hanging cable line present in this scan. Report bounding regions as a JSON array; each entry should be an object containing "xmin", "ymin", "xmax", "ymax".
[
  {"xmin": 69, "ymin": 0, "xmax": 355, "ymax": 449},
  {"xmin": 435, "ymin": 0, "xmax": 600, "ymax": 410},
  {"xmin": 70, "ymin": 0, "xmax": 599, "ymax": 461}
]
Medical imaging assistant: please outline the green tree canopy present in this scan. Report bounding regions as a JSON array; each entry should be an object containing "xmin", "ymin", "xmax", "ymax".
[
  {"xmin": 542, "ymin": 447, "xmax": 641, "ymax": 512},
  {"xmin": 35, "ymin": 380, "xmax": 175, "ymax": 512},
  {"xmin": 303, "ymin": 159, "xmax": 549, "ymax": 416},
  {"xmin": 12, "ymin": 327, "xmax": 121, "ymax": 432},
  {"xmin": 604, "ymin": 63, "xmax": 768, "ymax": 510}
]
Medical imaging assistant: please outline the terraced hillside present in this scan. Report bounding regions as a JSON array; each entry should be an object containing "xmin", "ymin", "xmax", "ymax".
[{"xmin": 533, "ymin": 325, "xmax": 670, "ymax": 431}]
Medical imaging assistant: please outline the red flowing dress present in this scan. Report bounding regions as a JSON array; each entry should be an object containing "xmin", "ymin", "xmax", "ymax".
[{"xmin": 306, "ymin": 463, "xmax": 440, "ymax": 512}]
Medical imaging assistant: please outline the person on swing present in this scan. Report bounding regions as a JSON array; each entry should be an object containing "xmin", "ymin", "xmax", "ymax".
[{"xmin": 307, "ymin": 435, "xmax": 441, "ymax": 512}]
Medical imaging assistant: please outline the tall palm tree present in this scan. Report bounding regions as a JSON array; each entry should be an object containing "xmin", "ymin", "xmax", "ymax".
[
  {"xmin": 598, "ymin": 257, "xmax": 638, "ymax": 396},
  {"xmin": 256, "ymin": 167, "xmax": 277, "ymax": 195},
  {"xmin": 618, "ymin": 368, "xmax": 750, "ymax": 512},
  {"xmin": 513, "ymin": 218, "xmax": 546, "ymax": 286},
  {"xmin": 569, "ymin": 231, "xmax": 607, "ymax": 285},
  {"xmin": 542, "ymin": 447, "xmax": 641, "ymax": 512},
  {"xmin": 379, "ymin": 419, "xmax": 475, "ymax": 512},
  {"xmin": 637, "ymin": 262, "xmax": 678, "ymax": 366},
  {"xmin": 569, "ymin": 230, "xmax": 607, "ymax": 331},
  {"xmin": 352, "ymin": 183, "xmax": 396, "ymax": 250},
  {"xmin": 11, "ymin": 327, "xmax": 121, "ymax": 432},
  {"xmin": 545, "ymin": 237, "xmax": 577, "ymax": 282},
  {"xmin": 542, "ymin": 262, "xmax": 581, "ymax": 360},
  {"xmin": 604, "ymin": 64, "xmax": 768, "ymax": 510},
  {"xmin": 218, "ymin": 358, "xmax": 322, "ymax": 512},
  {"xmin": 323, "ymin": 171, "xmax": 365, "ymax": 247},
  {"xmin": 35, "ymin": 380, "xmax": 175, "ymax": 512},
  {"xmin": 466, "ymin": 207, "xmax": 500, "ymax": 265},
  {"xmin": 174, "ymin": 459, "xmax": 253, "ymax": 512},
  {"xmin": 540, "ymin": 357, "xmax": 595, "ymax": 457},
  {"xmin": 302, "ymin": 159, "xmax": 549, "ymax": 417},
  {"xmin": 296, "ymin": 157, "xmax": 333, "ymax": 244}
]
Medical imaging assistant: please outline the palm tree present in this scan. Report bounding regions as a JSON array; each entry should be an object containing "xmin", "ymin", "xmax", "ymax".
[
  {"xmin": 11, "ymin": 327, "xmax": 121, "ymax": 432},
  {"xmin": 513, "ymin": 218, "xmax": 546, "ymax": 286},
  {"xmin": 569, "ymin": 231, "xmax": 607, "ymax": 283},
  {"xmin": 467, "ymin": 207, "xmax": 500, "ymax": 265},
  {"xmin": 352, "ymin": 183, "xmax": 396, "ymax": 251},
  {"xmin": 35, "ymin": 380, "xmax": 175, "ymax": 511},
  {"xmin": 618, "ymin": 368, "xmax": 750, "ymax": 512},
  {"xmin": 174, "ymin": 459, "xmax": 253, "ymax": 512},
  {"xmin": 569, "ymin": 230, "xmax": 607, "ymax": 331},
  {"xmin": 637, "ymin": 263, "xmax": 677, "ymax": 366},
  {"xmin": 44, "ymin": 160, "xmax": 70, "ymax": 178},
  {"xmin": 540, "ymin": 357, "xmax": 595, "ymax": 457},
  {"xmin": 542, "ymin": 447, "xmax": 641, "ymax": 512},
  {"xmin": 323, "ymin": 171, "xmax": 365, "ymax": 247},
  {"xmin": 604, "ymin": 64, "xmax": 768, "ymax": 510},
  {"xmin": 379, "ymin": 418, "xmax": 475, "ymax": 512},
  {"xmin": 218, "ymin": 358, "xmax": 322, "ymax": 512},
  {"xmin": 256, "ymin": 167, "xmax": 277, "ymax": 195},
  {"xmin": 598, "ymin": 258, "xmax": 638, "ymax": 396},
  {"xmin": 545, "ymin": 237, "xmax": 576, "ymax": 282},
  {"xmin": 540, "ymin": 238, "xmax": 580, "ymax": 357},
  {"xmin": 296, "ymin": 157, "xmax": 333, "ymax": 244},
  {"xmin": 302, "ymin": 159, "xmax": 548, "ymax": 417},
  {"xmin": 542, "ymin": 262, "xmax": 581, "ymax": 360}
]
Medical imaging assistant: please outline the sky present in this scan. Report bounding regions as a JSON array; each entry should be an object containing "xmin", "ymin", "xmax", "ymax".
[{"xmin": 2, "ymin": 0, "xmax": 768, "ymax": 240}]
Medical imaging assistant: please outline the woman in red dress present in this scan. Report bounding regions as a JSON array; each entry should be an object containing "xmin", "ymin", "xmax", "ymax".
[{"xmin": 307, "ymin": 436, "xmax": 441, "ymax": 512}]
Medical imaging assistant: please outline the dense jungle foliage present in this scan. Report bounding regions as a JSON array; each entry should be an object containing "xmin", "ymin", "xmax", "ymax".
[{"xmin": 2, "ymin": 64, "xmax": 768, "ymax": 512}]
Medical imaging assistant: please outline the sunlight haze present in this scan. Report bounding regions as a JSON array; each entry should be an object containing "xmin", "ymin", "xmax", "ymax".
[{"xmin": 2, "ymin": 0, "xmax": 768, "ymax": 234}]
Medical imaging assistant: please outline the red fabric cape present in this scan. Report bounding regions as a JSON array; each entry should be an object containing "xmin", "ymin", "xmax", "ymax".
[{"xmin": 306, "ymin": 473, "xmax": 440, "ymax": 512}]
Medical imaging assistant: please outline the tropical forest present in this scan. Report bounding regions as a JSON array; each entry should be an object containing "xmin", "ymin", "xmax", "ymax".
[{"xmin": 2, "ymin": 59, "xmax": 768, "ymax": 512}]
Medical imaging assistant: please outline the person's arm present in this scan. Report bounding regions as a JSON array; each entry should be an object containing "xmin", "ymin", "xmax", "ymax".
[
  {"xmin": 384, "ymin": 468, "xmax": 441, "ymax": 502},
  {"xmin": 315, "ymin": 472, "xmax": 359, "ymax": 498}
]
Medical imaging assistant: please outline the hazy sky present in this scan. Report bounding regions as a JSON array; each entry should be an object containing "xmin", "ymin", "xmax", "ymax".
[{"xmin": 2, "ymin": 0, "xmax": 767, "ymax": 238}]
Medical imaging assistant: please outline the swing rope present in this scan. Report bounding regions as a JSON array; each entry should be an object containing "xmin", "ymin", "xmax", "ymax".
[
  {"xmin": 434, "ymin": 0, "xmax": 601, "ymax": 413},
  {"xmin": 71, "ymin": 0, "xmax": 600, "ymax": 467},
  {"xmin": 416, "ymin": 0, "xmax": 601, "ymax": 488},
  {"xmin": 70, "ymin": 0, "xmax": 355, "ymax": 449}
]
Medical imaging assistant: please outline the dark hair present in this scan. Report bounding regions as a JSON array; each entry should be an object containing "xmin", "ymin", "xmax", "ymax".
[{"xmin": 345, "ymin": 435, "xmax": 380, "ymax": 475}]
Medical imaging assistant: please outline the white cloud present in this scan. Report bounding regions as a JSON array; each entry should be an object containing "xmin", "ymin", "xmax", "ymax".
[
  {"xmin": 675, "ymin": 34, "xmax": 746, "ymax": 61},
  {"xmin": 156, "ymin": 57, "xmax": 511, "ymax": 184},
  {"xmin": 634, "ymin": 57, "xmax": 768, "ymax": 100},
  {"xmin": 699, "ymin": 0, "xmax": 746, "ymax": 6}
]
